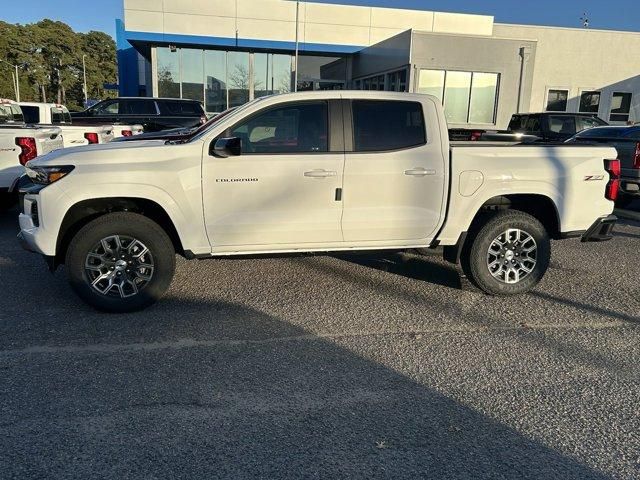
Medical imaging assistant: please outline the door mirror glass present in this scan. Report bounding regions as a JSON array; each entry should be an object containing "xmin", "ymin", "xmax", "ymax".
[{"xmin": 211, "ymin": 137, "xmax": 242, "ymax": 157}]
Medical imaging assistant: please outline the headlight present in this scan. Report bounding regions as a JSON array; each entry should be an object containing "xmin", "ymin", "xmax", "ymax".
[{"xmin": 25, "ymin": 165, "xmax": 75, "ymax": 185}]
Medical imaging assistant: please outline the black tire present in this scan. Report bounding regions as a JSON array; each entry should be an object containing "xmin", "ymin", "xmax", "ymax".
[
  {"xmin": 65, "ymin": 212, "xmax": 176, "ymax": 312},
  {"xmin": 461, "ymin": 210, "xmax": 550, "ymax": 295}
]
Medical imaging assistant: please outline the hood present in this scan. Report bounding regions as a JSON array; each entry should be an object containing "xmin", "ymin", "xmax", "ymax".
[{"xmin": 28, "ymin": 138, "xmax": 200, "ymax": 168}]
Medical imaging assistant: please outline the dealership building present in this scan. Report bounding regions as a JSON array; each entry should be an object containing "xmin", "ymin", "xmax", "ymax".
[{"xmin": 117, "ymin": 0, "xmax": 640, "ymax": 128}]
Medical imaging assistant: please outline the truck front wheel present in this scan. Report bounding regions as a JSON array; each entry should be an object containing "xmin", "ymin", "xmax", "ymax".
[
  {"xmin": 462, "ymin": 211, "xmax": 550, "ymax": 295},
  {"xmin": 65, "ymin": 212, "xmax": 176, "ymax": 312}
]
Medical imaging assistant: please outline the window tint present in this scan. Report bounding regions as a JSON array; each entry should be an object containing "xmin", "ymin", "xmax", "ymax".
[
  {"xmin": 94, "ymin": 101, "xmax": 119, "ymax": 115},
  {"xmin": 577, "ymin": 116, "xmax": 605, "ymax": 132},
  {"xmin": 548, "ymin": 116, "xmax": 576, "ymax": 134},
  {"xmin": 546, "ymin": 89, "xmax": 568, "ymax": 112},
  {"xmin": 121, "ymin": 100, "xmax": 157, "ymax": 115},
  {"xmin": 158, "ymin": 100, "xmax": 205, "ymax": 116},
  {"xmin": 508, "ymin": 115, "xmax": 525, "ymax": 131},
  {"xmin": 610, "ymin": 92, "xmax": 632, "ymax": 122},
  {"xmin": 579, "ymin": 91, "xmax": 600, "ymax": 113},
  {"xmin": 227, "ymin": 101, "xmax": 328, "ymax": 154},
  {"xmin": 21, "ymin": 105, "xmax": 39, "ymax": 123},
  {"xmin": 50, "ymin": 107, "xmax": 71, "ymax": 124},
  {"xmin": 352, "ymin": 100, "xmax": 425, "ymax": 152},
  {"xmin": 525, "ymin": 116, "xmax": 541, "ymax": 131}
]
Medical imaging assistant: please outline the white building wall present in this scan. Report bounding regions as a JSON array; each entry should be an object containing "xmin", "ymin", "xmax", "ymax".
[
  {"xmin": 123, "ymin": 0, "xmax": 494, "ymax": 47},
  {"xmin": 494, "ymin": 23, "xmax": 640, "ymax": 122}
]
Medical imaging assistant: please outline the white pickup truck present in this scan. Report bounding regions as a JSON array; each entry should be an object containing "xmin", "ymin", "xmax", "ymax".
[
  {"xmin": 19, "ymin": 102, "xmax": 115, "ymax": 147},
  {"xmin": 0, "ymin": 120, "xmax": 63, "ymax": 209},
  {"xmin": 18, "ymin": 91, "xmax": 618, "ymax": 312}
]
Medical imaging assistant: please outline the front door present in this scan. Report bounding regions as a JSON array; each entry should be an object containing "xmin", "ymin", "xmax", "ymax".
[
  {"xmin": 341, "ymin": 99, "xmax": 446, "ymax": 243},
  {"xmin": 203, "ymin": 100, "xmax": 345, "ymax": 248}
]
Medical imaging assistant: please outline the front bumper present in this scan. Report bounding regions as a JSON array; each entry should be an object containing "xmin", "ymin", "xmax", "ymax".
[{"xmin": 581, "ymin": 214, "xmax": 617, "ymax": 242}]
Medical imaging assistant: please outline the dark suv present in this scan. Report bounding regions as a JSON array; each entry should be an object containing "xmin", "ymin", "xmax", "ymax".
[{"xmin": 71, "ymin": 97, "xmax": 206, "ymax": 132}]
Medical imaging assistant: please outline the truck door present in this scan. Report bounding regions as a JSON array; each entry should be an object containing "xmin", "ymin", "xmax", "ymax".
[
  {"xmin": 203, "ymin": 100, "xmax": 345, "ymax": 247},
  {"xmin": 341, "ymin": 99, "xmax": 446, "ymax": 242}
]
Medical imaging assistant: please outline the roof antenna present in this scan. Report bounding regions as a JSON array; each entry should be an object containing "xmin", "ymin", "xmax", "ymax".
[{"xmin": 580, "ymin": 12, "xmax": 590, "ymax": 28}]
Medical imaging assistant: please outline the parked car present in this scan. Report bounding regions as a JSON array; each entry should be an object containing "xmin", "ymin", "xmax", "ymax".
[
  {"xmin": 113, "ymin": 108, "xmax": 236, "ymax": 143},
  {"xmin": 0, "ymin": 115, "xmax": 63, "ymax": 209},
  {"xmin": 451, "ymin": 112, "xmax": 608, "ymax": 142},
  {"xmin": 567, "ymin": 125, "xmax": 640, "ymax": 206},
  {"xmin": 71, "ymin": 97, "xmax": 207, "ymax": 132},
  {"xmin": 18, "ymin": 91, "xmax": 617, "ymax": 312},
  {"xmin": 20, "ymin": 102, "xmax": 114, "ymax": 147}
]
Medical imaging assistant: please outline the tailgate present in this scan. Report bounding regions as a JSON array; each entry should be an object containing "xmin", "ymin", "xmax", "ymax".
[{"xmin": 33, "ymin": 127, "xmax": 64, "ymax": 155}]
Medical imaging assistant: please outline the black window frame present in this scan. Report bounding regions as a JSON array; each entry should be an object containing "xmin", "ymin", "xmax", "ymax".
[
  {"xmin": 578, "ymin": 90, "xmax": 601, "ymax": 114},
  {"xmin": 214, "ymin": 100, "xmax": 339, "ymax": 156},
  {"xmin": 610, "ymin": 92, "xmax": 632, "ymax": 123},
  {"xmin": 348, "ymin": 99, "xmax": 427, "ymax": 153}
]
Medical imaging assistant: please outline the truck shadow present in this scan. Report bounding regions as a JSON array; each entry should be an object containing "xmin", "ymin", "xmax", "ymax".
[{"xmin": 0, "ymin": 296, "xmax": 609, "ymax": 479}]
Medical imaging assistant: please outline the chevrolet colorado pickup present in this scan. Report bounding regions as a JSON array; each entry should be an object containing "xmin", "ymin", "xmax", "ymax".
[{"xmin": 18, "ymin": 92, "xmax": 618, "ymax": 312}]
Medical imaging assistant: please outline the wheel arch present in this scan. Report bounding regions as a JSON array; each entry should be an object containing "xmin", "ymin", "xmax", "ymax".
[{"xmin": 56, "ymin": 197, "xmax": 184, "ymax": 265}]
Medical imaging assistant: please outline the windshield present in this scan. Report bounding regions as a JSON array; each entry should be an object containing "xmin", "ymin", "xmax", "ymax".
[{"xmin": 188, "ymin": 97, "xmax": 270, "ymax": 143}]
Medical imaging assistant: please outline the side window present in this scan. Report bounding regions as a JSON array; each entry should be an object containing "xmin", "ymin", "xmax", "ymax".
[
  {"xmin": 158, "ymin": 101, "xmax": 204, "ymax": 116},
  {"xmin": 508, "ymin": 115, "xmax": 525, "ymax": 131},
  {"xmin": 227, "ymin": 101, "xmax": 328, "ymax": 154},
  {"xmin": 122, "ymin": 100, "xmax": 157, "ymax": 115},
  {"xmin": 352, "ymin": 100, "xmax": 425, "ymax": 152},
  {"xmin": 525, "ymin": 116, "xmax": 540, "ymax": 132},
  {"xmin": 577, "ymin": 116, "xmax": 602, "ymax": 132},
  {"xmin": 610, "ymin": 92, "xmax": 632, "ymax": 123},
  {"xmin": 94, "ymin": 101, "xmax": 119, "ymax": 115},
  {"xmin": 548, "ymin": 116, "xmax": 576, "ymax": 134}
]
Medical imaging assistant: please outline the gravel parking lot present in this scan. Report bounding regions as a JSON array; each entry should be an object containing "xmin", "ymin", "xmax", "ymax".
[{"xmin": 1, "ymin": 208, "xmax": 639, "ymax": 479}]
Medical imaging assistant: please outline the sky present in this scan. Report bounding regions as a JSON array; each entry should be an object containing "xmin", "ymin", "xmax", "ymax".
[{"xmin": 1, "ymin": 0, "xmax": 639, "ymax": 39}]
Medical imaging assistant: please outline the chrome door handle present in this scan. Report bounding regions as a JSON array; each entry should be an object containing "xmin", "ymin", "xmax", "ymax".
[
  {"xmin": 404, "ymin": 167, "xmax": 436, "ymax": 177},
  {"xmin": 304, "ymin": 169, "xmax": 337, "ymax": 178}
]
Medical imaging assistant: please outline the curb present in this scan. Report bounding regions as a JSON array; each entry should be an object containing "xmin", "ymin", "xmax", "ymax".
[{"xmin": 613, "ymin": 208, "xmax": 640, "ymax": 222}]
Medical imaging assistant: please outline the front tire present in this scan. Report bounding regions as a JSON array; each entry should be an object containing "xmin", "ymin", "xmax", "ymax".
[
  {"xmin": 65, "ymin": 212, "xmax": 176, "ymax": 312},
  {"xmin": 462, "ymin": 211, "xmax": 550, "ymax": 295}
]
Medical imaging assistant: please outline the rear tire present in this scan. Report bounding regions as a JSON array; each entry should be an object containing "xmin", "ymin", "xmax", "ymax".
[
  {"xmin": 462, "ymin": 210, "xmax": 550, "ymax": 295},
  {"xmin": 65, "ymin": 212, "xmax": 176, "ymax": 312}
]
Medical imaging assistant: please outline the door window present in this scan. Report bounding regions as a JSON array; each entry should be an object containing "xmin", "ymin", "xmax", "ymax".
[
  {"xmin": 94, "ymin": 101, "xmax": 119, "ymax": 115},
  {"xmin": 577, "ymin": 116, "xmax": 605, "ymax": 132},
  {"xmin": 548, "ymin": 116, "xmax": 576, "ymax": 135},
  {"xmin": 121, "ymin": 100, "xmax": 157, "ymax": 115},
  {"xmin": 226, "ymin": 101, "xmax": 328, "ymax": 154},
  {"xmin": 352, "ymin": 100, "xmax": 425, "ymax": 152}
]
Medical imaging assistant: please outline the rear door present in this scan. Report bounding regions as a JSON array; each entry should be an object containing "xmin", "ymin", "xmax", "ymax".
[
  {"xmin": 203, "ymin": 99, "xmax": 345, "ymax": 248},
  {"xmin": 119, "ymin": 99, "xmax": 158, "ymax": 131},
  {"xmin": 341, "ymin": 99, "xmax": 446, "ymax": 242}
]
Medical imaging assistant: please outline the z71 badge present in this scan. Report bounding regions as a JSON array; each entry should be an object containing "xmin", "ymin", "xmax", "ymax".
[{"xmin": 584, "ymin": 175, "xmax": 605, "ymax": 181}]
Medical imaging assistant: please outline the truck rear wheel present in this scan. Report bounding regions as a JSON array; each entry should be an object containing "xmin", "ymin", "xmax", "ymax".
[
  {"xmin": 462, "ymin": 211, "xmax": 550, "ymax": 295},
  {"xmin": 65, "ymin": 212, "xmax": 176, "ymax": 312}
]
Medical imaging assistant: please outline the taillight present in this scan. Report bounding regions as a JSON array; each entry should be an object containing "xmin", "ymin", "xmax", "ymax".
[
  {"xmin": 470, "ymin": 131, "xmax": 482, "ymax": 141},
  {"xmin": 84, "ymin": 132, "xmax": 99, "ymax": 144},
  {"xmin": 200, "ymin": 115, "xmax": 207, "ymax": 125},
  {"xmin": 121, "ymin": 130, "xmax": 133, "ymax": 137},
  {"xmin": 633, "ymin": 142, "xmax": 640, "ymax": 169},
  {"xmin": 604, "ymin": 159, "xmax": 621, "ymax": 201},
  {"xmin": 15, "ymin": 137, "xmax": 37, "ymax": 165}
]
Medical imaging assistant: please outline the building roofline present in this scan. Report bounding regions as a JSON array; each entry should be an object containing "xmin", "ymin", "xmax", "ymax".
[{"xmin": 495, "ymin": 22, "xmax": 640, "ymax": 36}]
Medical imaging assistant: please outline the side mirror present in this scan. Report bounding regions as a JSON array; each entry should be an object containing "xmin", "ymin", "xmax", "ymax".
[{"xmin": 211, "ymin": 136, "xmax": 242, "ymax": 157}]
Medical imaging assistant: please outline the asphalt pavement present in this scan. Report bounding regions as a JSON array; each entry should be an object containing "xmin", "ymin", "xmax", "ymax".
[{"xmin": 0, "ymin": 208, "xmax": 639, "ymax": 479}]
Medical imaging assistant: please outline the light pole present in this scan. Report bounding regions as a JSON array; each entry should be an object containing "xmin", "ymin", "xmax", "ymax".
[
  {"xmin": 82, "ymin": 54, "xmax": 88, "ymax": 106},
  {"xmin": 0, "ymin": 60, "xmax": 25, "ymax": 102},
  {"xmin": 294, "ymin": 0, "xmax": 300, "ymax": 92}
]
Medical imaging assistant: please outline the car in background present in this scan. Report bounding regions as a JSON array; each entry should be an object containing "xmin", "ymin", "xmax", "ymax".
[
  {"xmin": 113, "ymin": 107, "xmax": 237, "ymax": 143},
  {"xmin": 20, "ymin": 102, "xmax": 114, "ymax": 147},
  {"xmin": 71, "ymin": 97, "xmax": 207, "ymax": 133},
  {"xmin": 451, "ymin": 112, "xmax": 608, "ymax": 143},
  {"xmin": 567, "ymin": 125, "xmax": 640, "ymax": 206}
]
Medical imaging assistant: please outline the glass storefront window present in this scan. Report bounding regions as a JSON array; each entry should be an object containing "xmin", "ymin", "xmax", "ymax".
[
  {"xmin": 227, "ymin": 51, "xmax": 250, "ymax": 108},
  {"xmin": 181, "ymin": 49, "xmax": 204, "ymax": 103},
  {"xmin": 443, "ymin": 71, "xmax": 472, "ymax": 124},
  {"xmin": 157, "ymin": 47, "xmax": 180, "ymax": 98},
  {"xmin": 417, "ymin": 70, "xmax": 445, "ymax": 101},
  {"xmin": 469, "ymin": 72, "xmax": 498, "ymax": 124},
  {"xmin": 205, "ymin": 50, "xmax": 227, "ymax": 114},
  {"xmin": 254, "ymin": 53, "xmax": 292, "ymax": 98}
]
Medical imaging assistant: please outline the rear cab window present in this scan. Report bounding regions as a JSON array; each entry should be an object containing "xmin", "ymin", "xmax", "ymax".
[
  {"xmin": 50, "ymin": 106, "xmax": 71, "ymax": 124},
  {"xmin": 21, "ymin": 105, "xmax": 40, "ymax": 124},
  {"xmin": 352, "ymin": 100, "xmax": 426, "ymax": 152}
]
